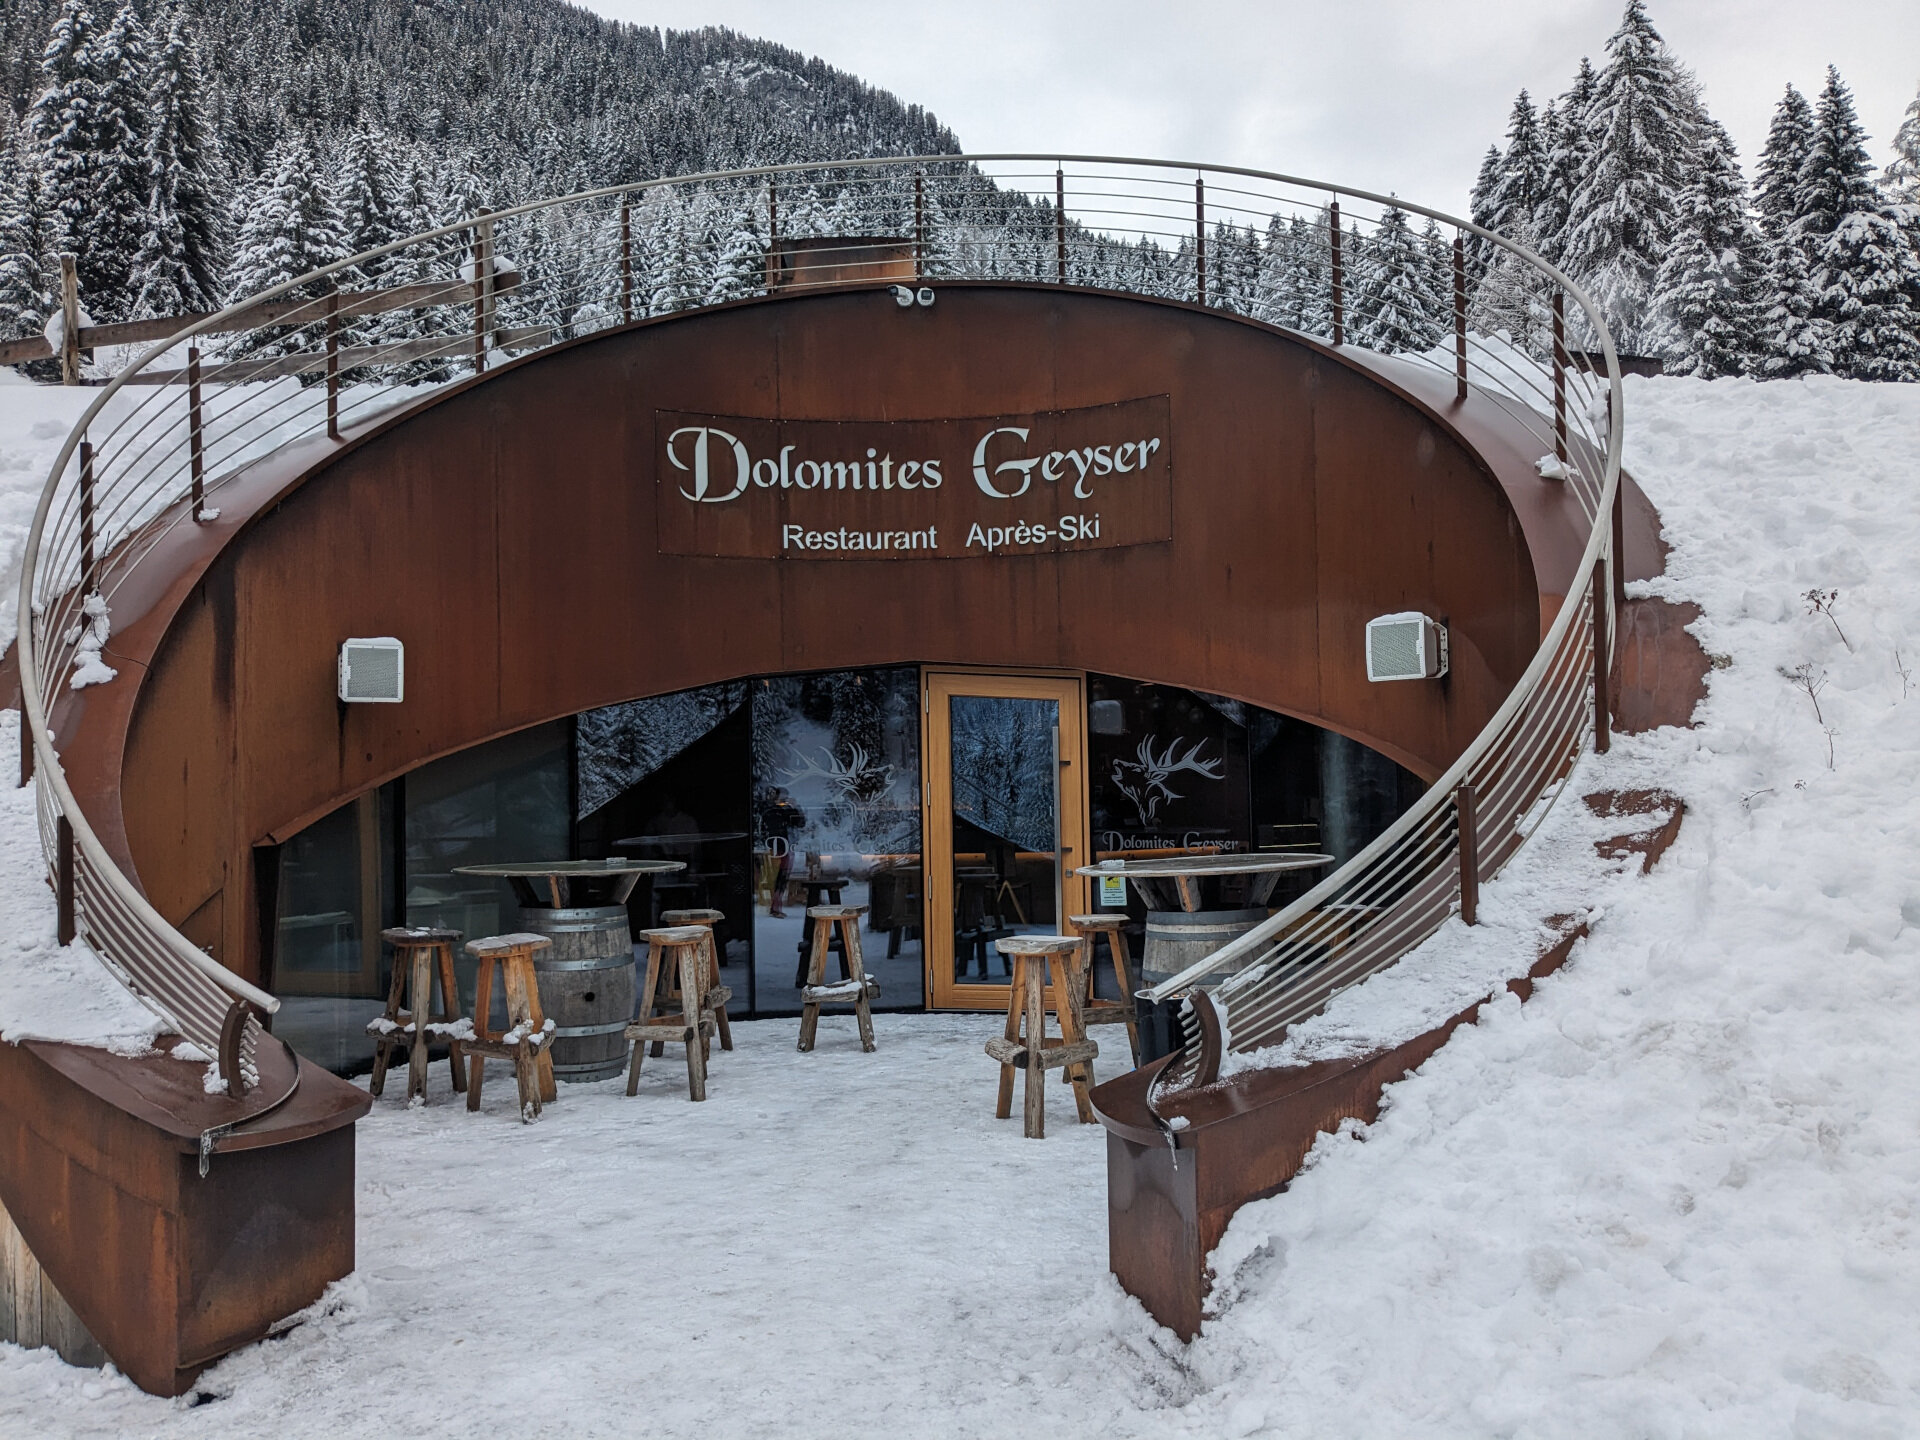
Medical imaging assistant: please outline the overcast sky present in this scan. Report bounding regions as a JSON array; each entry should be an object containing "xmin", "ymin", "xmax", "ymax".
[{"xmin": 587, "ymin": 0, "xmax": 1920, "ymax": 212}]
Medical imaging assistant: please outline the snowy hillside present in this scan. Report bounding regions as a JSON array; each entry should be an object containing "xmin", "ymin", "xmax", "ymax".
[{"xmin": 0, "ymin": 374, "xmax": 1916, "ymax": 1436}]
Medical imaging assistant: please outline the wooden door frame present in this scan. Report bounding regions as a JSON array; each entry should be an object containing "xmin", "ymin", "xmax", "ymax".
[{"xmin": 920, "ymin": 668, "xmax": 1090, "ymax": 1011}]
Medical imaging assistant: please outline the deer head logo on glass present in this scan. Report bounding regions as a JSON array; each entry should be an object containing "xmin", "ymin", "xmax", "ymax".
[
  {"xmin": 1110, "ymin": 737, "xmax": 1225, "ymax": 828},
  {"xmin": 779, "ymin": 743, "xmax": 896, "ymax": 804}
]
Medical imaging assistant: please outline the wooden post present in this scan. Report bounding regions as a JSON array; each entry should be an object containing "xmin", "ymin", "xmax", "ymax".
[
  {"xmin": 56, "ymin": 815, "xmax": 74, "ymax": 946},
  {"xmin": 78, "ymin": 440, "xmax": 94, "ymax": 586},
  {"xmin": 1453, "ymin": 233, "xmax": 1468, "ymax": 401},
  {"xmin": 325, "ymin": 289, "xmax": 340, "ymax": 439},
  {"xmin": 58, "ymin": 254, "xmax": 80, "ymax": 385},
  {"xmin": 915, "ymin": 171, "xmax": 926, "ymax": 281},
  {"xmin": 1552, "ymin": 289, "xmax": 1567, "ymax": 462},
  {"xmin": 188, "ymin": 346, "xmax": 206, "ymax": 522},
  {"xmin": 766, "ymin": 179, "xmax": 779, "ymax": 291},
  {"xmin": 1592, "ymin": 562, "xmax": 1612, "ymax": 754},
  {"xmin": 1455, "ymin": 784, "xmax": 1478, "ymax": 925},
  {"xmin": 1194, "ymin": 176, "xmax": 1206, "ymax": 306},
  {"xmin": 1329, "ymin": 200, "xmax": 1344, "ymax": 345},
  {"xmin": 1055, "ymin": 167, "xmax": 1067, "ymax": 283},
  {"xmin": 620, "ymin": 195, "xmax": 633, "ymax": 323},
  {"xmin": 471, "ymin": 213, "xmax": 492, "ymax": 375}
]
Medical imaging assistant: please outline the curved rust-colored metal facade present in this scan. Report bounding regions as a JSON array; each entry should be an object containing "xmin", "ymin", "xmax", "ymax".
[{"xmin": 113, "ymin": 283, "xmax": 1578, "ymax": 985}]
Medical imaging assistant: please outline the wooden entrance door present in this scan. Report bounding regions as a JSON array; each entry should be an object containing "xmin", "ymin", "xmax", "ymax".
[{"xmin": 923, "ymin": 671, "xmax": 1089, "ymax": 1010}]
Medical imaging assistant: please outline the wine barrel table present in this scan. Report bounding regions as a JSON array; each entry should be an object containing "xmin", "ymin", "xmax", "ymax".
[
  {"xmin": 1074, "ymin": 852, "xmax": 1333, "ymax": 1061},
  {"xmin": 453, "ymin": 860, "xmax": 684, "ymax": 1083}
]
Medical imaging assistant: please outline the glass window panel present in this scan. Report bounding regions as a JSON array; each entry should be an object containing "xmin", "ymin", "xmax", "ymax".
[
  {"xmin": 947, "ymin": 693, "xmax": 1060, "ymax": 986},
  {"xmin": 751, "ymin": 668, "xmax": 922, "ymax": 1013}
]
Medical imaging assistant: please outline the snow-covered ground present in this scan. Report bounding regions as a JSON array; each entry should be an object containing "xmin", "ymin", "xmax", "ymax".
[{"xmin": 2, "ymin": 373, "xmax": 1918, "ymax": 1436}]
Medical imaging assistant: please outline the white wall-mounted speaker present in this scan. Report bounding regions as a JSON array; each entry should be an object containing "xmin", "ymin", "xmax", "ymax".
[
  {"xmin": 338, "ymin": 637, "xmax": 405, "ymax": 703},
  {"xmin": 1365, "ymin": 613, "xmax": 1448, "ymax": 682}
]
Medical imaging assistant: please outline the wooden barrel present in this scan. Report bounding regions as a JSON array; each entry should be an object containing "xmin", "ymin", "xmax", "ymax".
[
  {"xmin": 520, "ymin": 906, "xmax": 636, "ymax": 1083},
  {"xmin": 1140, "ymin": 908, "xmax": 1269, "ymax": 991}
]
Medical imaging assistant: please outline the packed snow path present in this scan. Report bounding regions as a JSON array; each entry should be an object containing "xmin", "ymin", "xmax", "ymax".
[{"xmin": 2, "ymin": 374, "xmax": 1917, "ymax": 1436}]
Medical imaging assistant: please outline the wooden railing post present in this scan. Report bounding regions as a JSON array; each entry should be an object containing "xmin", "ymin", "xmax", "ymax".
[
  {"xmin": 188, "ymin": 346, "xmax": 206, "ymax": 521},
  {"xmin": 1195, "ymin": 175, "xmax": 1206, "ymax": 306},
  {"xmin": 325, "ymin": 288, "xmax": 340, "ymax": 439},
  {"xmin": 1055, "ymin": 166, "xmax": 1067, "ymax": 284},
  {"xmin": 1552, "ymin": 289, "xmax": 1567, "ymax": 463},
  {"xmin": 56, "ymin": 814, "xmax": 74, "ymax": 945},
  {"xmin": 1453, "ymin": 233, "xmax": 1468, "ymax": 401},
  {"xmin": 1329, "ymin": 200, "xmax": 1344, "ymax": 345},
  {"xmin": 58, "ymin": 254, "xmax": 80, "ymax": 385},
  {"xmin": 1592, "ymin": 562, "xmax": 1612, "ymax": 754},
  {"xmin": 620, "ymin": 195, "xmax": 633, "ymax": 323},
  {"xmin": 766, "ymin": 178, "xmax": 779, "ymax": 291},
  {"xmin": 914, "ymin": 171, "xmax": 926, "ymax": 281},
  {"xmin": 1455, "ymin": 783, "xmax": 1479, "ymax": 925},
  {"xmin": 471, "ymin": 211, "xmax": 493, "ymax": 375},
  {"xmin": 79, "ymin": 439, "xmax": 95, "ymax": 586}
]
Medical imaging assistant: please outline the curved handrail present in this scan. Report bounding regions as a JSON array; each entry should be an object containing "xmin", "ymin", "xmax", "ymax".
[{"xmin": 15, "ymin": 152, "xmax": 1621, "ymax": 1106}]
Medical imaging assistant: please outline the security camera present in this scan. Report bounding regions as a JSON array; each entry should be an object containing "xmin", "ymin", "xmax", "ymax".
[
  {"xmin": 916, "ymin": 287, "xmax": 935, "ymax": 307},
  {"xmin": 890, "ymin": 285, "xmax": 914, "ymax": 307}
]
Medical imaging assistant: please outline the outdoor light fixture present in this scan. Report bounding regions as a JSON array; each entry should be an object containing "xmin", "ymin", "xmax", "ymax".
[
  {"xmin": 890, "ymin": 285, "xmax": 936, "ymax": 308},
  {"xmin": 338, "ymin": 637, "xmax": 405, "ymax": 703},
  {"xmin": 1365, "ymin": 613, "xmax": 1449, "ymax": 682}
]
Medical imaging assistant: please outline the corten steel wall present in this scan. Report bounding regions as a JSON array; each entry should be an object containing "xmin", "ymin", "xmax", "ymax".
[{"xmin": 118, "ymin": 285, "xmax": 1546, "ymax": 986}]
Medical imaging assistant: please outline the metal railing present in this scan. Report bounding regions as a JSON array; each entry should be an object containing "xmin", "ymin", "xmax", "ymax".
[{"xmin": 14, "ymin": 154, "xmax": 1620, "ymax": 1107}]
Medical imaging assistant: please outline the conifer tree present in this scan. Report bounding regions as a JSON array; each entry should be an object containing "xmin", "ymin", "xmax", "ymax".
[
  {"xmin": 224, "ymin": 131, "xmax": 349, "ymax": 357},
  {"xmin": 1790, "ymin": 68, "xmax": 1919, "ymax": 380},
  {"xmin": 1647, "ymin": 123, "xmax": 1765, "ymax": 377},
  {"xmin": 0, "ymin": 126, "xmax": 61, "ymax": 369},
  {"xmin": 1536, "ymin": 61, "xmax": 1598, "ymax": 263},
  {"xmin": 1352, "ymin": 204, "xmax": 1444, "ymax": 354},
  {"xmin": 1886, "ymin": 84, "xmax": 1920, "ymax": 203},
  {"xmin": 334, "ymin": 125, "xmax": 406, "ymax": 275},
  {"xmin": 1755, "ymin": 85, "xmax": 1815, "ymax": 240},
  {"xmin": 1557, "ymin": 1, "xmax": 1699, "ymax": 352},
  {"xmin": 705, "ymin": 190, "xmax": 764, "ymax": 304},
  {"xmin": 131, "ymin": 4, "xmax": 224, "ymax": 317},
  {"xmin": 1485, "ymin": 92, "xmax": 1550, "ymax": 241}
]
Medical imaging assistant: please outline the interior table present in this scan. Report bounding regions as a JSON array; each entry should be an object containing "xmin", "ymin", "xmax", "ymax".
[{"xmin": 451, "ymin": 858, "xmax": 684, "ymax": 910}]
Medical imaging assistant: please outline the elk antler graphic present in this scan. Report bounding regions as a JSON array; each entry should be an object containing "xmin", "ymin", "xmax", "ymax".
[
  {"xmin": 1109, "ymin": 736, "xmax": 1226, "ymax": 828},
  {"xmin": 779, "ymin": 742, "xmax": 895, "ymax": 802}
]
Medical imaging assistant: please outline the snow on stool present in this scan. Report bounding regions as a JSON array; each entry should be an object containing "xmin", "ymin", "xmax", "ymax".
[
  {"xmin": 659, "ymin": 907, "xmax": 733, "ymax": 1053},
  {"xmin": 988, "ymin": 935, "xmax": 1099, "ymax": 1139},
  {"xmin": 462, "ymin": 933, "xmax": 557, "ymax": 1122},
  {"xmin": 1066, "ymin": 913, "xmax": 1142, "ymax": 1066},
  {"xmin": 368, "ymin": 926, "xmax": 468, "ymax": 1104},
  {"xmin": 798, "ymin": 905, "xmax": 878, "ymax": 1054},
  {"xmin": 626, "ymin": 926, "xmax": 718, "ymax": 1101}
]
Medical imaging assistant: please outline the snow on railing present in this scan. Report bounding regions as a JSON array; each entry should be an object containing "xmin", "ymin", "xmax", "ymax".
[{"xmin": 15, "ymin": 154, "xmax": 1619, "ymax": 1114}]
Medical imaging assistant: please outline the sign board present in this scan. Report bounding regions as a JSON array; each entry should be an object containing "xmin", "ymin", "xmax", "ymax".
[
  {"xmin": 1099, "ymin": 874, "xmax": 1129, "ymax": 908},
  {"xmin": 655, "ymin": 395, "xmax": 1172, "ymax": 560}
]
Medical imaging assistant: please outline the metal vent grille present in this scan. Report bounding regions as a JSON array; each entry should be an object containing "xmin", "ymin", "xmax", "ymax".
[
  {"xmin": 338, "ymin": 638, "xmax": 404, "ymax": 702},
  {"xmin": 1366, "ymin": 613, "xmax": 1446, "ymax": 681}
]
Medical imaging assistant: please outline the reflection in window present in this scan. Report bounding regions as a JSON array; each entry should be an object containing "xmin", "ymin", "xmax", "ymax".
[{"xmin": 751, "ymin": 668, "xmax": 922, "ymax": 1013}]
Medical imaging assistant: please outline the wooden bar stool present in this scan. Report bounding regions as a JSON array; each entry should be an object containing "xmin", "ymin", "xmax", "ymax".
[
  {"xmin": 659, "ymin": 907, "xmax": 733, "ymax": 1053},
  {"xmin": 987, "ymin": 936, "xmax": 1098, "ymax": 1139},
  {"xmin": 463, "ymin": 933, "xmax": 557, "ymax": 1122},
  {"xmin": 798, "ymin": 904, "xmax": 879, "ymax": 1053},
  {"xmin": 367, "ymin": 927, "xmax": 469, "ymax": 1103},
  {"xmin": 626, "ymin": 926, "xmax": 717, "ymax": 1101},
  {"xmin": 1066, "ymin": 913, "xmax": 1142, "ymax": 1066}
]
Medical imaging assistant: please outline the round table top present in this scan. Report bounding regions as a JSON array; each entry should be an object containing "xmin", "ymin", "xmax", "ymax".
[
  {"xmin": 1073, "ymin": 852, "xmax": 1333, "ymax": 879},
  {"xmin": 452, "ymin": 859, "xmax": 685, "ymax": 878}
]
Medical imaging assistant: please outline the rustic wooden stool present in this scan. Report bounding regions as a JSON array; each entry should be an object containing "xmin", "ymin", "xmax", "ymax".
[
  {"xmin": 626, "ymin": 926, "xmax": 717, "ymax": 1101},
  {"xmin": 367, "ymin": 927, "xmax": 469, "ymax": 1103},
  {"xmin": 798, "ymin": 904, "xmax": 879, "ymax": 1053},
  {"xmin": 659, "ymin": 907, "xmax": 733, "ymax": 1053},
  {"xmin": 462, "ymin": 933, "xmax": 557, "ymax": 1122},
  {"xmin": 988, "ymin": 935, "xmax": 1098, "ymax": 1139},
  {"xmin": 1066, "ymin": 913, "xmax": 1142, "ymax": 1066}
]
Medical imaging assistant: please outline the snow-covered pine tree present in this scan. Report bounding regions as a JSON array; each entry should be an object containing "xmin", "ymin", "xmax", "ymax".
[
  {"xmin": 334, "ymin": 125, "xmax": 406, "ymax": 277},
  {"xmin": 1466, "ymin": 143, "xmax": 1503, "ymax": 285},
  {"xmin": 1557, "ymin": 0, "xmax": 1699, "ymax": 353},
  {"xmin": 1755, "ymin": 85, "xmax": 1815, "ymax": 240},
  {"xmin": 223, "ymin": 131, "xmax": 350, "ymax": 359},
  {"xmin": 1486, "ymin": 91, "xmax": 1550, "ymax": 240},
  {"xmin": 1886, "ymin": 83, "xmax": 1920, "ymax": 203},
  {"xmin": 1536, "ymin": 61, "xmax": 1599, "ymax": 263},
  {"xmin": 1791, "ymin": 67, "xmax": 1920, "ymax": 381},
  {"xmin": 0, "ymin": 124, "xmax": 62, "ymax": 372},
  {"xmin": 130, "ymin": 3, "xmax": 224, "ymax": 318},
  {"xmin": 1352, "ymin": 203, "xmax": 1444, "ymax": 354},
  {"xmin": 1647, "ymin": 121, "xmax": 1766, "ymax": 377},
  {"xmin": 705, "ymin": 188, "xmax": 763, "ymax": 304}
]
